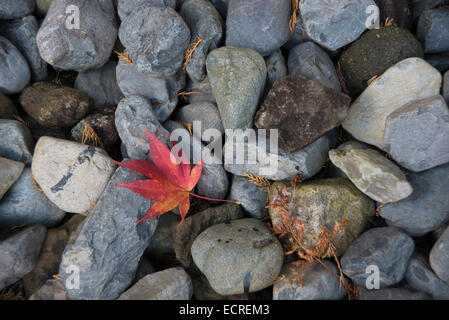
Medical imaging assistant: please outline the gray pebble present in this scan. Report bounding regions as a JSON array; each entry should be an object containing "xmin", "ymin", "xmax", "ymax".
[
  {"xmin": 0, "ymin": 119, "xmax": 34, "ymax": 165},
  {"xmin": 117, "ymin": 0, "xmax": 176, "ymax": 20},
  {"xmin": 229, "ymin": 175, "xmax": 267, "ymax": 219},
  {"xmin": 0, "ymin": 36, "xmax": 30, "ymax": 95},
  {"xmin": 417, "ymin": 8, "xmax": 449, "ymax": 54}
]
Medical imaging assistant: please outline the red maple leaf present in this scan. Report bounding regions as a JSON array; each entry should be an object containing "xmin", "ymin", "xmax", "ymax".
[{"xmin": 114, "ymin": 130, "xmax": 238, "ymax": 224}]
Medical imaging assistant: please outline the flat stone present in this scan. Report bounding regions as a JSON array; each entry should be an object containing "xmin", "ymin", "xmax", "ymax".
[
  {"xmin": 31, "ymin": 137, "xmax": 116, "ymax": 214},
  {"xmin": 175, "ymin": 102, "xmax": 224, "ymax": 143},
  {"xmin": 59, "ymin": 165, "xmax": 159, "ymax": 300},
  {"xmin": 373, "ymin": 0, "xmax": 412, "ymax": 30},
  {"xmin": 417, "ymin": 8, "xmax": 449, "ymax": 54},
  {"xmin": 288, "ymin": 42, "xmax": 341, "ymax": 91},
  {"xmin": 0, "ymin": 119, "xmax": 34, "ymax": 165},
  {"xmin": 229, "ymin": 176, "xmax": 267, "ymax": 219},
  {"xmin": 358, "ymin": 287, "xmax": 431, "ymax": 300},
  {"xmin": 74, "ymin": 60, "xmax": 123, "ymax": 107},
  {"xmin": 273, "ymin": 261, "xmax": 346, "ymax": 300},
  {"xmin": 379, "ymin": 163, "xmax": 449, "ymax": 237},
  {"xmin": 28, "ymin": 279, "xmax": 70, "ymax": 300},
  {"xmin": 0, "ymin": 16, "xmax": 47, "ymax": 82},
  {"xmin": 255, "ymin": 75, "xmax": 350, "ymax": 153},
  {"xmin": 299, "ymin": 0, "xmax": 377, "ymax": 51},
  {"xmin": 224, "ymin": 129, "xmax": 330, "ymax": 181},
  {"xmin": 206, "ymin": 46, "xmax": 267, "ymax": 130},
  {"xmin": 404, "ymin": 249, "xmax": 449, "ymax": 300},
  {"xmin": 0, "ymin": 36, "xmax": 30, "ymax": 95},
  {"xmin": 0, "ymin": 225, "xmax": 46, "ymax": 291},
  {"xmin": 0, "ymin": 157, "xmax": 24, "ymax": 200},
  {"xmin": 191, "ymin": 218, "xmax": 283, "ymax": 295},
  {"xmin": 180, "ymin": 0, "xmax": 224, "ymax": 82},
  {"xmin": 0, "ymin": 167, "xmax": 65, "ymax": 228},
  {"xmin": 430, "ymin": 225, "xmax": 449, "ymax": 284},
  {"xmin": 173, "ymin": 204, "xmax": 243, "ymax": 268},
  {"xmin": 117, "ymin": 0, "xmax": 176, "ymax": 20},
  {"xmin": 339, "ymin": 26, "xmax": 424, "ymax": 97},
  {"xmin": 20, "ymin": 82, "xmax": 93, "ymax": 129},
  {"xmin": 264, "ymin": 49, "xmax": 287, "ymax": 96},
  {"xmin": 329, "ymin": 141, "xmax": 413, "ymax": 203},
  {"xmin": 118, "ymin": 4, "xmax": 190, "ymax": 76},
  {"xmin": 225, "ymin": 0, "xmax": 291, "ymax": 57},
  {"xmin": 268, "ymin": 178, "xmax": 375, "ymax": 256},
  {"xmin": 384, "ymin": 95, "xmax": 449, "ymax": 172},
  {"xmin": 341, "ymin": 227, "xmax": 414, "ymax": 288},
  {"xmin": 342, "ymin": 58, "xmax": 442, "ymax": 151},
  {"xmin": 118, "ymin": 267, "xmax": 193, "ymax": 300},
  {"xmin": 116, "ymin": 63, "xmax": 185, "ymax": 122},
  {"xmin": 0, "ymin": 92, "xmax": 18, "ymax": 119},
  {"xmin": 0, "ymin": 0, "xmax": 34, "ymax": 19},
  {"xmin": 115, "ymin": 95, "xmax": 171, "ymax": 160}
]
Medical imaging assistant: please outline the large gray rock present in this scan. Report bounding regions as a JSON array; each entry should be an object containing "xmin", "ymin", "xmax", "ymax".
[
  {"xmin": 379, "ymin": 163, "xmax": 449, "ymax": 237},
  {"xmin": 118, "ymin": 267, "xmax": 193, "ymax": 300},
  {"xmin": 0, "ymin": 120, "xmax": 34, "ymax": 165},
  {"xmin": 206, "ymin": 46, "xmax": 267, "ymax": 130},
  {"xmin": 299, "ymin": 0, "xmax": 377, "ymax": 51},
  {"xmin": 0, "ymin": 225, "xmax": 46, "ymax": 291},
  {"xmin": 342, "ymin": 58, "xmax": 442, "ymax": 151},
  {"xmin": 0, "ymin": 36, "xmax": 30, "ymax": 95},
  {"xmin": 191, "ymin": 218, "xmax": 283, "ymax": 295},
  {"xmin": 59, "ymin": 166, "xmax": 159, "ymax": 300},
  {"xmin": 288, "ymin": 42, "xmax": 341, "ymax": 91},
  {"xmin": 0, "ymin": 157, "xmax": 24, "ymax": 200},
  {"xmin": 116, "ymin": 63, "xmax": 185, "ymax": 122},
  {"xmin": 229, "ymin": 175, "xmax": 267, "ymax": 219},
  {"xmin": 417, "ymin": 8, "xmax": 449, "ymax": 54},
  {"xmin": 224, "ymin": 131, "xmax": 330, "ymax": 181},
  {"xmin": 0, "ymin": 0, "xmax": 34, "ymax": 19},
  {"xmin": 404, "ymin": 250, "xmax": 449, "ymax": 300},
  {"xmin": 31, "ymin": 137, "xmax": 116, "ymax": 214},
  {"xmin": 118, "ymin": 4, "xmax": 190, "ymax": 76},
  {"xmin": 180, "ymin": 0, "xmax": 224, "ymax": 82},
  {"xmin": 358, "ymin": 288, "xmax": 431, "ymax": 300},
  {"xmin": 117, "ymin": 0, "xmax": 176, "ymax": 20},
  {"xmin": 0, "ymin": 168, "xmax": 65, "ymax": 228},
  {"xmin": 115, "ymin": 95, "xmax": 171, "ymax": 160},
  {"xmin": 341, "ymin": 227, "xmax": 415, "ymax": 289},
  {"xmin": 0, "ymin": 16, "xmax": 47, "ymax": 82},
  {"xmin": 430, "ymin": 225, "xmax": 449, "ymax": 284},
  {"xmin": 264, "ymin": 49, "xmax": 287, "ymax": 96},
  {"xmin": 37, "ymin": 0, "xmax": 117, "ymax": 72},
  {"xmin": 225, "ymin": 0, "xmax": 291, "ymax": 57},
  {"xmin": 273, "ymin": 261, "xmax": 346, "ymax": 300},
  {"xmin": 74, "ymin": 60, "xmax": 124, "ymax": 107},
  {"xmin": 329, "ymin": 141, "xmax": 413, "ymax": 203},
  {"xmin": 384, "ymin": 95, "xmax": 449, "ymax": 172}
]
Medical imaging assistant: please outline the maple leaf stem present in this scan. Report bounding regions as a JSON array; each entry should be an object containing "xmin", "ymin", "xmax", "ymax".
[{"xmin": 189, "ymin": 192, "xmax": 240, "ymax": 205}]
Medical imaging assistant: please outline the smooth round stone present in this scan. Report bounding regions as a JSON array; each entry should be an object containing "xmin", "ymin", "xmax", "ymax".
[
  {"xmin": 358, "ymin": 288, "xmax": 431, "ymax": 300},
  {"xmin": 0, "ymin": 93, "xmax": 18, "ymax": 119},
  {"xmin": 191, "ymin": 218, "xmax": 284, "ymax": 295},
  {"xmin": 37, "ymin": 0, "xmax": 117, "ymax": 72},
  {"xmin": 117, "ymin": 0, "xmax": 176, "ymax": 20},
  {"xmin": 379, "ymin": 163, "xmax": 449, "ymax": 237},
  {"xmin": 225, "ymin": 0, "xmax": 291, "ymax": 57},
  {"xmin": 0, "ymin": 167, "xmax": 65, "ymax": 228},
  {"xmin": 341, "ymin": 227, "xmax": 414, "ymax": 289},
  {"xmin": 118, "ymin": 4, "xmax": 190, "ymax": 76},
  {"xmin": 31, "ymin": 137, "xmax": 116, "ymax": 213},
  {"xmin": 288, "ymin": 41, "xmax": 341, "ymax": 91},
  {"xmin": 417, "ymin": 8, "xmax": 449, "ymax": 54},
  {"xmin": 206, "ymin": 46, "xmax": 267, "ymax": 130},
  {"xmin": 0, "ymin": 119, "xmax": 34, "ymax": 165},
  {"xmin": 430, "ymin": 225, "xmax": 449, "ymax": 284},
  {"xmin": 229, "ymin": 175, "xmax": 267, "ymax": 219},
  {"xmin": 299, "ymin": 0, "xmax": 376, "ymax": 51},
  {"xmin": 329, "ymin": 141, "xmax": 413, "ymax": 203},
  {"xmin": 264, "ymin": 49, "xmax": 287, "ymax": 96},
  {"xmin": 74, "ymin": 60, "xmax": 124, "ymax": 107},
  {"xmin": 0, "ymin": 36, "xmax": 30, "ymax": 95},
  {"xmin": 0, "ymin": 157, "xmax": 24, "ymax": 200},
  {"xmin": 0, "ymin": 0, "xmax": 34, "ymax": 19},
  {"xmin": 273, "ymin": 261, "xmax": 346, "ymax": 300},
  {"xmin": 342, "ymin": 58, "xmax": 442, "ymax": 151},
  {"xmin": 0, "ymin": 16, "xmax": 48, "ymax": 82},
  {"xmin": 20, "ymin": 82, "xmax": 93, "ymax": 129},
  {"xmin": 339, "ymin": 26, "xmax": 424, "ymax": 97}
]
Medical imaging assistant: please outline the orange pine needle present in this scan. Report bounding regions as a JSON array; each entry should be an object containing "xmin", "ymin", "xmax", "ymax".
[
  {"xmin": 115, "ymin": 50, "xmax": 134, "ymax": 66},
  {"xmin": 81, "ymin": 120, "xmax": 104, "ymax": 149},
  {"xmin": 289, "ymin": 0, "xmax": 299, "ymax": 37},
  {"xmin": 29, "ymin": 173, "xmax": 43, "ymax": 194},
  {"xmin": 367, "ymin": 75, "xmax": 378, "ymax": 86},
  {"xmin": 183, "ymin": 36, "xmax": 203, "ymax": 71}
]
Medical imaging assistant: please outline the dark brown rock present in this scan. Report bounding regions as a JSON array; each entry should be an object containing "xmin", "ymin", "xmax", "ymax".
[
  {"xmin": 20, "ymin": 82, "xmax": 93, "ymax": 129},
  {"xmin": 374, "ymin": 0, "xmax": 413, "ymax": 30},
  {"xmin": 172, "ymin": 203, "xmax": 243, "ymax": 268},
  {"xmin": 254, "ymin": 75, "xmax": 350, "ymax": 153}
]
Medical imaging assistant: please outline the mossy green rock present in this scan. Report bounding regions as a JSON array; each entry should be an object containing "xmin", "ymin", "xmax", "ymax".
[
  {"xmin": 339, "ymin": 26, "xmax": 424, "ymax": 97},
  {"xmin": 268, "ymin": 178, "xmax": 375, "ymax": 256},
  {"xmin": 0, "ymin": 92, "xmax": 18, "ymax": 119}
]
